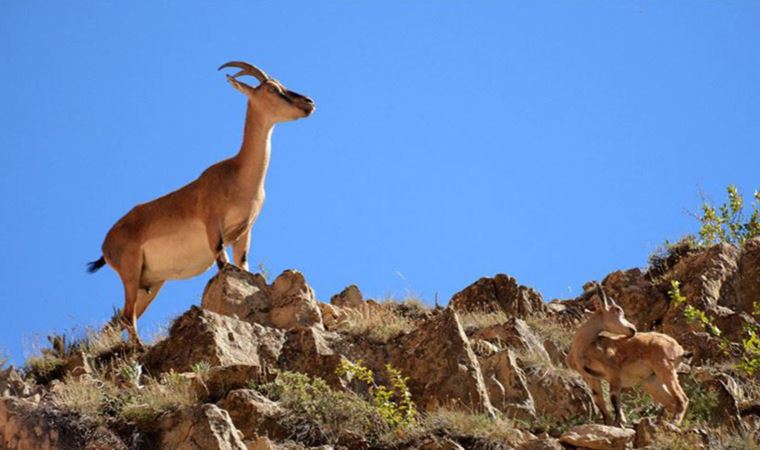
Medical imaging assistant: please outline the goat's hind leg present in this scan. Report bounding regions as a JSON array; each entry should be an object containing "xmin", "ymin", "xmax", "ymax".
[{"xmin": 641, "ymin": 375, "xmax": 679, "ymax": 422}]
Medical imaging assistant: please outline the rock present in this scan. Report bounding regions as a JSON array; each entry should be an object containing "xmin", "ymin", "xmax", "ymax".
[
  {"xmin": 633, "ymin": 417, "xmax": 657, "ymax": 448},
  {"xmin": 270, "ymin": 270, "xmax": 323, "ymax": 330},
  {"xmin": 450, "ymin": 274, "xmax": 546, "ymax": 317},
  {"xmin": 218, "ymin": 389, "xmax": 288, "ymax": 441},
  {"xmin": 600, "ymin": 269, "xmax": 668, "ymax": 331},
  {"xmin": 197, "ymin": 364, "xmax": 276, "ymax": 402},
  {"xmin": 479, "ymin": 349, "xmax": 535, "ymax": 420},
  {"xmin": 203, "ymin": 264, "xmax": 271, "ymax": 324},
  {"xmin": 0, "ymin": 367, "xmax": 32, "ymax": 398},
  {"xmin": 389, "ymin": 308, "xmax": 497, "ymax": 417},
  {"xmin": 559, "ymin": 424, "xmax": 634, "ymax": 450},
  {"xmin": 0, "ymin": 397, "xmax": 126, "ymax": 450},
  {"xmin": 471, "ymin": 318, "xmax": 551, "ymax": 364},
  {"xmin": 157, "ymin": 404, "xmax": 246, "ymax": 450},
  {"xmin": 330, "ymin": 285, "xmax": 365, "ymax": 308},
  {"xmin": 203, "ymin": 266, "xmax": 323, "ymax": 331},
  {"xmin": 417, "ymin": 436, "xmax": 466, "ymax": 449},
  {"xmin": 318, "ymin": 303, "xmax": 351, "ymax": 331},
  {"xmin": 522, "ymin": 366, "xmax": 594, "ymax": 423},
  {"xmin": 516, "ymin": 436, "xmax": 564, "ymax": 450},
  {"xmin": 733, "ymin": 236, "xmax": 760, "ymax": 315},
  {"xmin": 278, "ymin": 326, "xmax": 344, "ymax": 387},
  {"xmin": 246, "ymin": 436, "xmax": 279, "ymax": 450},
  {"xmin": 142, "ymin": 307, "xmax": 285, "ymax": 374}
]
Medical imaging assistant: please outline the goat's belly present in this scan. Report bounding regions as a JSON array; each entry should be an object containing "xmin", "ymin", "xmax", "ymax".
[{"xmin": 141, "ymin": 222, "xmax": 214, "ymax": 283}]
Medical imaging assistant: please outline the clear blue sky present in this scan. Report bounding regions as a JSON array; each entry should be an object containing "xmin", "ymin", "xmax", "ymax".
[{"xmin": 1, "ymin": 2, "xmax": 758, "ymax": 364}]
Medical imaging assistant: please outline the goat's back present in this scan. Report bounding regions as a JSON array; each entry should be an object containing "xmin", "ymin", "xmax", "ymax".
[{"xmin": 596, "ymin": 331, "xmax": 685, "ymax": 366}]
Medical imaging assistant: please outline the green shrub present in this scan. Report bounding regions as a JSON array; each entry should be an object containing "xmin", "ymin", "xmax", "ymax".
[
  {"xmin": 697, "ymin": 185, "xmax": 760, "ymax": 247},
  {"xmin": 739, "ymin": 302, "xmax": 760, "ymax": 375},
  {"xmin": 668, "ymin": 280, "xmax": 721, "ymax": 337}
]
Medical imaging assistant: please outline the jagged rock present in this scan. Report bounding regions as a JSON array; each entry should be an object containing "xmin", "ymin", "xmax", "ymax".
[
  {"xmin": 203, "ymin": 266, "xmax": 323, "ymax": 331},
  {"xmin": 330, "ymin": 285, "xmax": 365, "ymax": 308},
  {"xmin": 516, "ymin": 436, "xmax": 564, "ymax": 450},
  {"xmin": 0, "ymin": 397, "xmax": 126, "ymax": 450},
  {"xmin": 633, "ymin": 417, "xmax": 658, "ymax": 448},
  {"xmin": 479, "ymin": 349, "xmax": 535, "ymax": 420},
  {"xmin": 318, "ymin": 303, "xmax": 352, "ymax": 331},
  {"xmin": 601, "ymin": 269, "xmax": 668, "ymax": 331},
  {"xmin": 142, "ymin": 307, "xmax": 285, "ymax": 374},
  {"xmin": 203, "ymin": 264, "xmax": 271, "ymax": 324},
  {"xmin": 691, "ymin": 368, "xmax": 746, "ymax": 431},
  {"xmin": 278, "ymin": 327, "xmax": 344, "ymax": 387},
  {"xmin": 157, "ymin": 403, "xmax": 246, "ymax": 450},
  {"xmin": 0, "ymin": 367, "xmax": 32, "ymax": 398},
  {"xmin": 733, "ymin": 236, "xmax": 760, "ymax": 315},
  {"xmin": 559, "ymin": 424, "xmax": 634, "ymax": 450},
  {"xmin": 417, "ymin": 437, "xmax": 465, "ymax": 450},
  {"xmin": 522, "ymin": 366, "xmax": 594, "ymax": 423},
  {"xmin": 218, "ymin": 389, "xmax": 288, "ymax": 441},
  {"xmin": 471, "ymin": 318, "xmax": 551, "ymax": 363},
  {"xmin": 389, "ymin": 308, "xmax": 497, "ymax": 416},
  {"xmin": 450, "ymin": 274, "xmax": 545, "ymax": 317},
  {"xmin": 197, "ymin": 365, "xmax": 276, "ymax": 402},
  {"xmin": 270, "ymin": 270, "xmax": 324, "ymax": 330}
]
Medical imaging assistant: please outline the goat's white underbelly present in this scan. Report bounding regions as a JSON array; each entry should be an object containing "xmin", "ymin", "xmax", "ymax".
[{"xmin": 141, "ymin": 221, "xmax": 214, "ymax": 283}]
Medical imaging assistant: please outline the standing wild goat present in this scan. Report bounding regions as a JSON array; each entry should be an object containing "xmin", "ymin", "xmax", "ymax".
[
  {"xmin": 567, "ymin": 283, "xmax": 689, "ymax": 426},
  {"xmin": 88, "ymin": 61, "xmax": 315, "ymax": 345}
]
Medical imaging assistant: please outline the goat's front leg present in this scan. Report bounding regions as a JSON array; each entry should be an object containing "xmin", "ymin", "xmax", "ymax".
[
  {"xmin": 232, "ymin": 230, "xmax": 251, "ymax": 271},
  {"xmin": 586, "ymin": 377, "xmax": 612, "ymax": 425},
  {"xmin": 609, "ymin": 377, "xmax": 625, "ymax": 426},
  {"xmin": 206, "ymin": 222, "xmax": 229, "ymax": 269}
]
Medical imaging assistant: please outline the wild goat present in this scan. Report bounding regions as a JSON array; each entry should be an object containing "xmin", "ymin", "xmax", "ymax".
[
  {"xmin": 567, "ymin": 283, "xmax": 689, "ymax": 426},
  {"xmin": 88, "ymin": 61, "xmax": 314, "ymax": 345}
]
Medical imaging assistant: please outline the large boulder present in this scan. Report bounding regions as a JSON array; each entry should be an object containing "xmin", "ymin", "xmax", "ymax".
[
  {"xmin": 142, "ymin": 307, "xmax": 285, "ymax": 374},
  {"xmin": 330, "ymin": 285, "xmax": 365, "ymax": 308},
  {"xmin": 478, "ymin": 349, "xmax": 535, "ymax": 420},
  {"xmin": 156, "ymin": 404, "xmax": 246, "ymax": 450},
  {"xmin": 388, "ymin": 308, "xmax": 497, "ymax": 417},
  {"xmin": 522, "ymin": 366, "xmax": 595, "ymax": 423},
  {"xmin": 217, "ymin": 389, "xmax": 288, "ymax": 441},
  {"xmin": 559, "ymin": 424, "xmax": 634, "ymax": 450},
  {"xmin": 600, "ymin": 269, "xmax": 668, "ymax": 331},
  {"xmin": 449, "ymin": 274, "xmax": 545, "ymax": 317},
  {"xmin": 471, "ymin": 318, "xmax": 551, "ymax": 364},
  {"xmin": 277, "ymin": 327, "xmax": 345, "ymax": 387},
  {"xmin": 202, "ymin": 265, "xmax": 323, "ymax": 331}
]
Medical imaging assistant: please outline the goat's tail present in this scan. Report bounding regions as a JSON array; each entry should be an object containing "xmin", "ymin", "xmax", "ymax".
[{"xmin": 86, "ymin": 256, "xmax": 106, "ymax": 274}]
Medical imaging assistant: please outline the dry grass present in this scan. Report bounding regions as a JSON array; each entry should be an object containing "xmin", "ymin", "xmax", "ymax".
[
  {"xmin": 335, "ymin": 303, "xmax": 415, "ymax": 343},
  {"xmin": 420, "ymin": 409, "xmax": 516, "ymax": 443},
  {"xmin": 50, "ymin": 375, "xmax": 115, "ymax": 419},
  {"xmin": 524, "ymin": 315, "xmax": 575, "ymax": 354},
  {"xmin": 119, "ymin": 370, "xmax": 198, "ymax": 425},
  {"xmin": 459, "ymin": 311, "xmax": 509, "ymax": 330}
]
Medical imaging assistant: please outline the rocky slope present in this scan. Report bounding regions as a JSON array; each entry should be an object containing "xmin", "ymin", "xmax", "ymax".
[{"xmin": 1, "ymin": 238, "xmax": 759, "ymax": 449}]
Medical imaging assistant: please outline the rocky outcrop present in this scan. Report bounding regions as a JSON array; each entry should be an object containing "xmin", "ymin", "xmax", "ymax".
[
  {"xmin": 203, "ymin": 265, "xmax": 323, "ymax": 331},
  {"xmin": 450, "ymin": 274, "xmax": 546, "ymax": 317},
  {"xmin": 142, "ymin": 307, "xmax": 285, "ymax": 374},
  {"xmin": 330, "ymin": 284, "xmax": 365, "ymax": 308},
  {"xmin": 389, "ymin": 308, "xmax": 497, "ymax": 416},
  {"xmin": 217, "ymin": 389, "xmax": 288, "ymax": 441},
  {"xmin": 559, "ymin": 424, "xmax": 635, "ymax": 450},
  {"xmin": 479, "ymin": 349, "xmax": 535, "ymax": 420},
  {"xmin": 601, "ymin": 269, "xmax": 668, "ymax": 331},
  {"xmin": 277, "ymin": 327, "xmax": 344, "ymax": 387},
  {"xmin": 156, "ymin": 404, "xmax": 246, "ymax": 450}
]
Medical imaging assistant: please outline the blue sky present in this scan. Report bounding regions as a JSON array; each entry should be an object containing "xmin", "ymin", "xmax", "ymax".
[{"xmin": 1, "ymin": 1, "xmax": 758, "ymax": 364}]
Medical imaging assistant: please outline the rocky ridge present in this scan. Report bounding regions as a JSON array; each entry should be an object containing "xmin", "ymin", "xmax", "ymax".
[{"xmin": 0, "ymin": 238, "xmax": 759, "ymax": 449}]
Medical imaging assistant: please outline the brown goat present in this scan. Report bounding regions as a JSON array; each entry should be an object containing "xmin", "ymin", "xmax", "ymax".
[
  {"xmin": 567, "ymin": 283, "xmax": 689, "ymax": 426},
  {"xmin": 88, "ymin": 61, "xmax": 314, "ymax": 346}
]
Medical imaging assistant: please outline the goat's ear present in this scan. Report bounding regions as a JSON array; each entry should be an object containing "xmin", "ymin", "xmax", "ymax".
[{"xmin": 226, "ymin": 75, "xmax": 255, "ymax": 95}]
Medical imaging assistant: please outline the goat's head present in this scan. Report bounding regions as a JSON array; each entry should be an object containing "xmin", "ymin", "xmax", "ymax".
[
  {"xmin": 219, "ymin": 61, "xmax": 315, "ymax": 123},
  {"xmin": 591, "ymin": 282, "xmax": 637, "ymax": 338}
]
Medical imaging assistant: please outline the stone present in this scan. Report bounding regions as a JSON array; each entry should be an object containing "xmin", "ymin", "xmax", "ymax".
[
  {"xmin": 516, "ymin": 437, "xmax": 564, "ymax": 450},
  {"xmin": 479, "ymin": 349, "xmax": 535, "ymax": 420},
  {"xmin": 449, "ymin": 274, "xmax": 546, "ymax": 317},
  {"xmin": 157, "ymin": 404, "xmax": 246, "ymax": 450},
  {"xmin": 203, "ymin": 264, "xmax": 271, "ymax": 324},
  {"xmin": 559, "ymin": 424, "xmax": 634, "ymax": 450},
  {"xmin": 523, "ymin": 367, "xmax": 594, "ymax": 423},
  {"xmin": 330, "ymin": 285, "xmax": 365, "ymax": 308},
  {"xmin": 388, "ymin": 308, "xmax": 497, "ymax": 416},
  {"xmin": 197, "ymin": 364, "xmax": 276, "ymax": 403},
  {"xmin": 278, "ymin": 327, "xmax": 344, "ymax": 387},
  {"xmin": 471, "ymin": 317, "xmax": 551, "ymax": 363},
  {"xmin": 270, "ymin": 270, "xmax": 324, "ymax": 330},
  {"xmin": 142, "ymin": 307, "xmax": 285, "ymax": 374},
  {"xmin": 600, "ymin": 269, "xmax": 668, "ymax": 332},
  {"xmin": 218, "ymin": 389, "xmax": 288, "ymax": 441}
]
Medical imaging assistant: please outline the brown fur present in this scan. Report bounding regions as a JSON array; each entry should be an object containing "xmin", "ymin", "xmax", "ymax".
[{"xmin": 93, "ymin": 62, "xmax": 314, "ymax": 345}]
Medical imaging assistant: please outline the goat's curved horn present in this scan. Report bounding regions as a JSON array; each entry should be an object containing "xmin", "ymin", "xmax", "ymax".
[
  {"xmin": 218, "ymin": 61, "xmax": 270, "ymax": 83},
  {"xmin": 596, "ymin": 282, "xmax": 611, "ymax": 308}
]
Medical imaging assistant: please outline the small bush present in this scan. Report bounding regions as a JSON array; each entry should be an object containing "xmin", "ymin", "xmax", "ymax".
[
  {"xmin": 119, "ymin": 369, "xmax": 197, "ymax": 425},
  {"xmin": 421, "ymin": 409, "xmax": 514, "ymax": 441},
  {"xmin": 697, "ymin": 185, "xmax": 760, "ymax": 247},
  {"xmin": 50, "ymin": 375, "xmax": 113, "ymax": 419},
  {"xmin": 668, "ymin": 280, "xmax": 721, "ymax": 337}
]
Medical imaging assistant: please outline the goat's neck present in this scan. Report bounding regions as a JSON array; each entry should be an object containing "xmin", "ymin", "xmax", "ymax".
[
  {"xmin": 569, "ymin": 319, "xmax": 604, "ymax": 369},
  {"xmin": 234, "ymin": 102, "xmax": 274, "ymax": 195}
]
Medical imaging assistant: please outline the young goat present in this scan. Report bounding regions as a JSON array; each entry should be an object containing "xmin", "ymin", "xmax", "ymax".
[
  {"xmin": 88, "ymin": 61, "xmax": 315, "ymax": 346},
  {"xmin": 567, "ymin": 283, "xmax": 689, "ymax": 426}
]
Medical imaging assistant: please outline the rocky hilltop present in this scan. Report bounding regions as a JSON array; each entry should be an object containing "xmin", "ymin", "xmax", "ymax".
[{"xmin": 1, "ymin": 238, "xmax": 759, "ymax": 449}]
